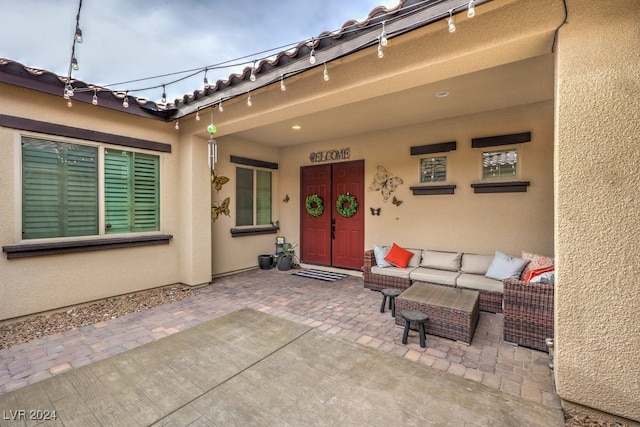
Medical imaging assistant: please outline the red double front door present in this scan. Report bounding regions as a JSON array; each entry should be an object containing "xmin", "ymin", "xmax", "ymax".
[{"xmin": 300, "ymin": 160, "xmax": 364, "ymax": 270}]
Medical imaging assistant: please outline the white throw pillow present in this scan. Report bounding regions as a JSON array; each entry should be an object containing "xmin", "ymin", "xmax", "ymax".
[
  {"xmin": 485, "ymin": 251, "xmax": 530, "ymax": 280},
  {"xmin": 373, "ymin": 245, "xmax": 392, "ymax": 268},
  {"xmin": 531, "ymin": 271, "xmax": 555, "ymax": 284}
]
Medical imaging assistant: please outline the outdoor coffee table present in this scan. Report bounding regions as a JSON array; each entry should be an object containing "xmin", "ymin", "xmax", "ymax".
[{"xmin": 395, "ymin": 283, "xmax": 480, "ymax": 344}]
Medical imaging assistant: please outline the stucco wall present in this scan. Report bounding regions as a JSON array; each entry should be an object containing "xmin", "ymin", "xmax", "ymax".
[
  {"xmin": 276, "ymin": 101, "xmax": 554, "ymax": 261},
  {"xmin": 0, "ymin": 85, "xmax": 211, "ymax": 320},
  {"xmin": 554, "ymin": 0, "xmax": 640, "ymax": 422}
]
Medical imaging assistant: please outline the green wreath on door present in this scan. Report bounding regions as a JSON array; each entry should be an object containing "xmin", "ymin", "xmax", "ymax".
[{"xmin": 336, "ymin": 194, "xmax": 358, "ymax": 218}]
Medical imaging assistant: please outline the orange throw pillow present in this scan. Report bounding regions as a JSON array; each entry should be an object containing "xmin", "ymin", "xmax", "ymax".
[
  {"xmin": 384, "ymin": 243, "xmax": 414, "ymax": 268},
  {"xmin": 524, "ymin": 265, "xmax": 555, "ymax": 282}
]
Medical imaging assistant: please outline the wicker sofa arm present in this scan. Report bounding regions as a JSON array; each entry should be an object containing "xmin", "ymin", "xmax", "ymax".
[
  {"xmin": 502, "ymin": 278, "xmax": 554, "ymax": 351},
  {"xmin": 364, "ymin": 249, "xmax": 377, "ymax": 273}
]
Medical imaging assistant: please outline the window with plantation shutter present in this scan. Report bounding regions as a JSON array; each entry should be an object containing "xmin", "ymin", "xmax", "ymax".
[
  {"xmin": 21, "ymin": 138, "xmax": 98, "ymax": 239},
  {"xmin": 105, "ymin": 149, "xmax": 159, "ymax": 233},
  {"xmin": 235, "ymin": 167, "xmax": 272, "ymax": 227}
]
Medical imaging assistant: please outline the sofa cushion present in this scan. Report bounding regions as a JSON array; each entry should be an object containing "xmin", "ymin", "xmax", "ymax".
[
  {"xmin": 521, "ymin": 251, "xmax": 554, "ymax": 279},
  {"xmin": 485, "ymin": 251, "xmax": 530, "ymax": 280},
  {"xmin": 420, "ymin": 250, "xmax": 462, "ymax": 272},
  {"xmin": 461, "ymin": 253, "xmax": 494, "ymax": 275},
  {"xmin": 407, "ymin": 249, "xmax": 423, "ymax": 268},
  {"xmin": 371, "ymin": 265, "xmax": 413, "ymax": 279},
  {"xmin": 373, "ymin": 245, "xmax": 392, "ymax": 268},
  {"xmin": 384, "ymin": 243, "xmax": 414, "ymax": 268},
  {"xmin": 457, "ymin": 273, "xmax": 503, "ymax": 294},
  {"xmin": 409, "ymin": 267, "xmax": 460, "ymax": 286}
]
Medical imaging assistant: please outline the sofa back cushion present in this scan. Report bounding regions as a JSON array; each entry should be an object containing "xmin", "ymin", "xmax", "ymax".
[
  {"xmin": 461, "ymin": 253, "xmax": 494, "ymax": 275},
  {"xmin": 420, "ymin": 250, "xmax": 462, "ymax": 272},
  {"xmin": 407, "ymin": 249, "xmax": 423, "ymax": 268}
]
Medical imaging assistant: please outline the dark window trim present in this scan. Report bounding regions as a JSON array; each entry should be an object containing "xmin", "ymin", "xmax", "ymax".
[
  {"xmin": 230, "ymin": 226, "xmax": 279, "ymax": 237},
  {"xmin": 410, "ymin": 141, "xmax": 457, "ymax": 156},
  {"xmin": 471, "ymin": 181, "xmax": 530, "ymax": 193},
  {"xmin": 1, "ymin": 115, "xmax": 172, "ymax": 153},
  {"xmin": 230, "ymin": 155, "xmax": 278, "ymax": 170},
  {"xmin": 471, "ymin": 132, "xmax": 531, "ymax": 149},
  {"xmin": 410, "ymin": 185, "xmax": 457, "ymax": 195},
  {"xmin": 2, "ymin": 234, "xmax": 173, "ymax": 259}
]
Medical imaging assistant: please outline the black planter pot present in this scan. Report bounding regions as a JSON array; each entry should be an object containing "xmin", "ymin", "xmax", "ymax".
[
  {"xmin": 258, "ymin": 254, "xmax": 274, "ymax": 270},
  {"xmin": 277, "ymin": 255, "xmax": 292, "ymax": 271}
]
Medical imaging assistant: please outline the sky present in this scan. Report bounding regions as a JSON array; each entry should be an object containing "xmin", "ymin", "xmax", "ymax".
[{"xmin": 0, "ymin": 0, "xmax": 399, "ymax": 102}]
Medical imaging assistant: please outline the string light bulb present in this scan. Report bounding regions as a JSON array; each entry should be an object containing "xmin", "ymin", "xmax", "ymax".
[
  {"xmin": 195, "ymin": 108, "xmax": 200, "ymax": 121},
  {"xmin": 380, "ymin": 21, "xmax": 388, "ymax": 47},
  {"xmin": 448, "ymin": 10, "xmax": 456, "ymax": 33},
  {"xmin": 122, "ymin": 93, "xmax": 129, "ymax": 108},
  {"xmin": 161, "ymin": 85, "xmax": 167, "ymax": 103},
  {"xmin": 203, "ymin": 70, "xmax": 209, "ymax": 90},
  {"xmin": 378, "ymin": 43, "xmax": 384, "ymax": 59},
  {"xmin": 323, "ymin": 63, "xmax": 329, "ymax": 82},
  {"xmin": 92, "ymin": 89, "xmax": 98, "ymax": 105},
  {"xmin": 218, "ymin": 101, "xmax": 224, "ymax": 112},
  {"xmin": 280, "ymin": 75, "xmax": 286, "ymax": 91},
  {"xmin": 250, "ymin": 61, "xmax": 257, "ymax": 81},
  {"xmin": 175, "ymin": 121, "xmax": 179, "ymax": 130},
  {"xmin": 247, "ymin": 93, "xmax": 252, "ymax": 107},
  {"xmin": 71, "ymin": 56, "xmax": 79, "ymax": 71},
  {"xmin": 467, "ymin": 0, "xmax": 476, "ymax": 18},
  {"xmin": 74, "ymin": 27, "xmax": 83, "ymax": 43}
]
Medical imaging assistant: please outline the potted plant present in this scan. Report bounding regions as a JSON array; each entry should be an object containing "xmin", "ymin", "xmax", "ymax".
[{"xmin": 277, "ymin": 243, "xmax": 298, "ymax": 271}]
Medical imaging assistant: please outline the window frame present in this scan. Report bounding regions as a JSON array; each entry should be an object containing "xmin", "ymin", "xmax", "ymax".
[
  {"xmin": 17, "ymin": 133, "xmax": 162, "ymax": 243},
  {"xmin": 481, "ymin": 148, "xmax": 518, "ymax": 180},
  {"xmin": 235, "ymin": 165, "xmax": 273, "ymax": 228},
  {"xmin": 420, "ymin": 156, "xmax": 447, "ymax": 183}
]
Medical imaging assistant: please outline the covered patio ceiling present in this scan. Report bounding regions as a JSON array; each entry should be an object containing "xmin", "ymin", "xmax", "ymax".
[{"xmin": 230, "ymin": 53, "xmax": 554, "ymax": 147}]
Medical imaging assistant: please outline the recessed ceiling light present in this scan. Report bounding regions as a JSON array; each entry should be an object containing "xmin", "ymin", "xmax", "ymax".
[
  {"xmin": 292, "ymin": 125, "xmax": 301, "ymax": 130},
  {"xmin": 435, "ymin": 91, "xmax": 450, "ymax": 98}
]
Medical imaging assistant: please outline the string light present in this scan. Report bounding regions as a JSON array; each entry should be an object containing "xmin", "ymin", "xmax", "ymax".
[
  {"xmin": 309, "ymin": 38, "xmax": 317, "ymax": 65},
  {"xmin": 280, "ymin": 75, "xmax": 286, "ymax": 91},
  {"xmin": 250, "ymin": 61, "xmax": 257, "ymax": 81},
  {"xmin": 195, "ymin": 108, "xmax": 200, "ymax": 121},
  {"xmin": 92, "ymin": 89, "xmax": 98, "ymax": 105},
  {"xmin": 71, "ymin": 56, "xmax": 79, "ymax": 71},
  {"xmin": 447, "ymin": 10, "xmax": 456, "ymax": 33},
  {"xmin": 323, "ymin": 63, "xmax": 329, "ymax": 82},
  {"xmin": 122, "ymin": 92, "xmax": 129, "ymax": 108},
  {"xmin": 467, "ymin": 0, "xmax": 476, "ymax": 18},
  {"xmin": 218, "ymin": 101, "xmax": 224, "ymax": 112},
  {"xmin": 175, "ymin": 121, "xmax": 179, "ymax": 130},
  {"xmin": 203, "ymin": 69, "xmax": 209, "ymax": 90},
  {"xmin": 377, "ymin": 43, "xmax": 384, "ymax": 59},
  {"xmin": 380, "ymin": 21, "xmax": 388, "ymax": 47},
  {"xmin": 247, "ymin": 92, "xmax": 252, "ymax": 107},
  {"xmin": 161, "ymin": 85, "xmax": 167, "ymax": 103},
  {"xmin": 75, "ymin": 27, "xmax": 83, "ymax": 44}
]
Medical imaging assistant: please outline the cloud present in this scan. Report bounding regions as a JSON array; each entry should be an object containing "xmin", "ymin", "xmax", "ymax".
[{"xmin": 0, "ymin": 0, "xmax": 399, "ymax": 102}]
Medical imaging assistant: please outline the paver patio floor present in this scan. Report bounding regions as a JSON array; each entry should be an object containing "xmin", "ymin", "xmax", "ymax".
[{"xmin": 0, "ymin": 268, "xmax": 563, "ymax": 425}]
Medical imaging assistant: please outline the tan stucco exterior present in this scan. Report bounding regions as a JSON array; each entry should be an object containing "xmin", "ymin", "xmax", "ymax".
[
  {"xmin": 554, "ymin": 0, "xmax": 640, "ymax": 421},
  {"xmin": 1, "ymin": 0, "xmax": 638, "ymax": 422},
  {"xmin": 0, "ymin": 85, "xmax": 212, "ymax": 320}
]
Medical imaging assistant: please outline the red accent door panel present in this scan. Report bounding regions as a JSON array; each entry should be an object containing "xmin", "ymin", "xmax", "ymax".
[
  {"xmin": 300, "ymin": 164, "xmax": 331, "ymax": 265},
  {"xmin": 331, "ymin": 160, "xmax": 364, "ymax": 270}
]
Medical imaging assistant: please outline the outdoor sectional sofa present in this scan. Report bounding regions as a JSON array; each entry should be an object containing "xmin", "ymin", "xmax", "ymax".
[
  {"xmin": 364, "ymin": 247, "xmax": 504, "ymax": 313},
  {"xmin": 363, "ymin": 245, "xmax": 556, "ymax": 351}
]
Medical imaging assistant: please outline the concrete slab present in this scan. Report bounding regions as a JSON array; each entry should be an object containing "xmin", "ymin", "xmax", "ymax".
[{"xmin": 0, "ymin": 308, "xmax": 564, "ymax": 426}]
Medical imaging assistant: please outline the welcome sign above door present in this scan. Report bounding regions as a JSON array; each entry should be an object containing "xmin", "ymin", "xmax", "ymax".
[{"xmin": 309, "ymin": 148, "xmax": 351, "ymax": 163}]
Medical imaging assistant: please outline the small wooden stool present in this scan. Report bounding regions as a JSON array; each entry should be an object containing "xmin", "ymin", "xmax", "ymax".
[
  {"xmin": 401, "ymin": 310, "xmax": 429, "ymax": 348},
  {"xmin": 380, "ymin": 288, "xmax": 402, "ymax": 317}
]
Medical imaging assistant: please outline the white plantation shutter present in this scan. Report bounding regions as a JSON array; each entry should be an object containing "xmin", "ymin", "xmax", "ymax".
[{"xmin": 21, "ymin": 138, "xmax": 98, "ymax": 239}]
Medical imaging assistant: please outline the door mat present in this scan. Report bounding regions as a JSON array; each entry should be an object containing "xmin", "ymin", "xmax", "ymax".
[{"xmin": 292, "ymin": 269, "xmax": 349, "ymax": 282}]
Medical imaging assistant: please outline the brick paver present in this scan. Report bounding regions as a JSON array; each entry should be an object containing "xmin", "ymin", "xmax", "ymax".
[{"xmin": 0, "ymin": 268, "xmax": 561, "ymax": 409}]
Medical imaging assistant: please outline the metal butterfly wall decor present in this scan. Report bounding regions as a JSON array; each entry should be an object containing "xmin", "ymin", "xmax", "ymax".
[
  {"xmin": 370, "ymin": 207, "xmax": 381, "ymax": 216},
  {"xmin": 211, "ymin": 170, "xmax": 230, "ymax": 193},
  {"xmin": 369, "ymin": 165, "xmax": 403, "ymax": 202},
  {"xmin": 211, "ymin": 197, "xmax": 230, "ymax": 222},
  {"xmin": 392, "ymin": 196, "xmax": 403, "ymax": 206}
]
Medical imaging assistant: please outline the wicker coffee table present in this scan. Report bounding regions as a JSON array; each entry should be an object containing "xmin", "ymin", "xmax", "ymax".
[{"xmin": 395, "ymin": 283, "xmax": 480, "ymax": 344}]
